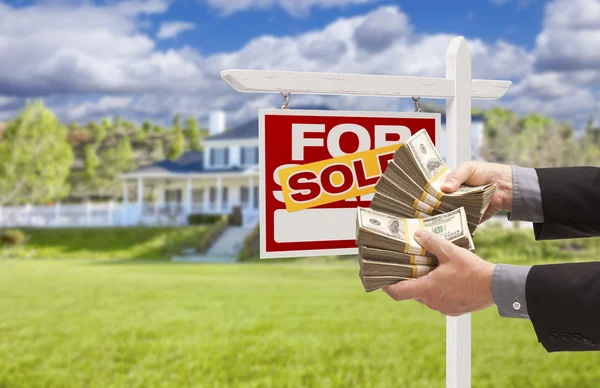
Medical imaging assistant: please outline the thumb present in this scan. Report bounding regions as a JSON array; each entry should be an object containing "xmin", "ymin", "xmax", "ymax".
[
  {"xmin": 414, "ymin": 230, "xmax": 457, "ymax": 263},
  {"xmin": 442, "ymin": 162, "xmax": 477, "ymax": 193},
  {"xmin": 383, "ymin": 278, "xmax": 426, "ymax": 301}
]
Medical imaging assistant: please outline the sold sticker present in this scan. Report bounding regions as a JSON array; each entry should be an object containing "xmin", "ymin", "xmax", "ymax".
[{"xmin": 278, "ymin": 143, "xmax": 401, "ymax": 212}]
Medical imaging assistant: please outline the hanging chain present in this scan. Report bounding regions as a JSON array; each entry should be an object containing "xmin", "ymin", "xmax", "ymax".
[
  {"xmin": 281, "ymin": 92, "xmax": 290, "ymax": 109},
  {"xmin": 412, "ymin": 97, "xmax": 422, "ymax": 112}
]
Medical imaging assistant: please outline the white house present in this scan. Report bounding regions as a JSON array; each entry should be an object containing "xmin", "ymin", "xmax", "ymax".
[
  {"xmin": 120, "ymin": 111, "xmax": 260, "ymax": 226},
  {"xmin": 119, "ymin": 108, "xmax": 485, "ymax": 226}
]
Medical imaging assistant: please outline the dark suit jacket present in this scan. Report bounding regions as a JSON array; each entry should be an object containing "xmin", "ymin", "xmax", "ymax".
[{"xmin": 526, "ymin": 167, "xmax": 600, "ymax": 352}]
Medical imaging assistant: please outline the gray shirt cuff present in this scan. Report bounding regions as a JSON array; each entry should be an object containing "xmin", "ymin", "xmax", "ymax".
[
  {"xmin": 492, "ymin": 264, "xmax": 531, "ymax": 319},
  {"xmin": 507, "ymin": 165, "xmax": 544, "ymax": 223}
]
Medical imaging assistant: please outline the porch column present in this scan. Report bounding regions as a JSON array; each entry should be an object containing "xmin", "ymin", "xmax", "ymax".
[
  {"xmin": 248, "ymin": 176, "xmax": 254, "ymax": 210},
  {"xmin": 123, "ymin": 180, "xmax": 129, "ymax": 205},
  {"xmin": 202, "ymin": 181, "xmax": 209, "ymax": 213},
  {"xmin": 216, "ymin": 176, "xmax": 223, "ymax": 212},
  {"xmin": 186, "ymin": 177, "xmax": 193, "ymax": 215},
  {"xmin": 137, "ymin": 177, "xmax": 144, "ymax": 221}
]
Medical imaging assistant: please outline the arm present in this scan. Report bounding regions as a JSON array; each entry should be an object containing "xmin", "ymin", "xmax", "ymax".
[{"xmin": 533, "ymin": 167, "xmax": 600, "ymax": 240}]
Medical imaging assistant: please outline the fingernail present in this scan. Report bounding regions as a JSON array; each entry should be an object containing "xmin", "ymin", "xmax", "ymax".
[
  {"xmin": 414, "ymin": 229, "xmax": 425, "ymax": 238},
  {"xmin": 444, "ymin": 180, "xmax": 454, "ymax": 188}
]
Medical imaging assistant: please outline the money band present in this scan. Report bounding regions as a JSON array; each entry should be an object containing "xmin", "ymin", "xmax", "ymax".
[
  {"xmin": 403, "ymin": 218, "xmax": 426, "ymax": 256},
  {"xmin": 420, "ymin": 191, "xmax": 442, "ymax": 209},
  {"xmin": 411, "ymin": 199, "xmax": 433, "ymax": 215},
  {"xmin": 412, "ymin": 265, "xmax": 432, "ymax": 278},
  {"xmin": 409, "ymin": 255, "xmax": 433, "ymax": 265},
  {"xmin": 424, "ymin": 167, "xmax": 450, "ymax": 199},
  {"xmin": 413, "ymin": 210, "xmax": 426, "ymax": 218}
]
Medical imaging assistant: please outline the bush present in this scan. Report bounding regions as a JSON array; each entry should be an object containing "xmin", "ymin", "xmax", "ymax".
[
  {"xmin": 229, "ymin": 206, "xmax": 243, "ymax": 226},
  {"xmin": 187, "ymin": 213, "xmax": 225, "ymax": 225},
  {"xmin": 238, "ymin": 224, "xmax": 260, "ymax": 262},
  {"xmin": 0, "ymin": 229, "xmax": 27, "ymax": 246}
]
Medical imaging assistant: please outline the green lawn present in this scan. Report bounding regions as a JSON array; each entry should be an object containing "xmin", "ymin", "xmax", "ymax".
[
  {"xmin": 1, "ymin": 226, "xmax": 211, "ymax": 260},
  {"xmin": 1, "ymin": 250, "xmax": 599, "ymax": 387}
]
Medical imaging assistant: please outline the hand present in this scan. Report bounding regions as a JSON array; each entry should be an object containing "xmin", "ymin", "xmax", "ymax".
[
  {"xmin": 441, "ymin": 161, "xmax": 513, "ymax": 223},
  {"xmin": 382, "ymin": 230, "xmax": 496, "ymax": 316}
]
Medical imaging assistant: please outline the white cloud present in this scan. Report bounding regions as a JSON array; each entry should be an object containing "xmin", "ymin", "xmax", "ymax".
[
  {"xmin": 0, "ymin": 1, "xmax": 206, "ymax": 96},
  {"xmin": 0, "ymin": 1, "xmax": 594, "ymax": 130},
  {"xmin": 203, "ymin": 0, "xmax": 378, "ymax": 17},
  {"xmin": 157, "ymin": 21, "xmax": 196, "ymax": 39}
]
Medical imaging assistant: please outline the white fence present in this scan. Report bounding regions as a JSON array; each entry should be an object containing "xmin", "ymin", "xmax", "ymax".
[{"xmin": 0, "ymin": 202, "xmax": 260, "ymax": 228}]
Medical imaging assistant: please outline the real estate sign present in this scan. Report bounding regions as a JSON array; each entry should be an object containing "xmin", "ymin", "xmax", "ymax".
[{"xmin": 259, "ymin": 109, "xmax": 440, "ymax": 259}]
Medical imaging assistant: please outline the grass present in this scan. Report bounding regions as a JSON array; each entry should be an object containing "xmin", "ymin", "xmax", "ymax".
[
  {"xmin": 1, "ymin": 227, "xmax": 599, "ymax": 387},
  {"xmin": 1, "ymin": 226, "xmax": 211, "ymax": 260}
]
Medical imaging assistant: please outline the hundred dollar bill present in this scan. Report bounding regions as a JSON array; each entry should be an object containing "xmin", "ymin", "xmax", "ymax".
[{"xmin": 356, "ymin": 206, "xmax": 474, "ymax": 256}]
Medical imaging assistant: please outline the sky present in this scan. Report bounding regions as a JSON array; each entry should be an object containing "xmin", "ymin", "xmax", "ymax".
[{"xmin": 0, "ymin": 0, "xmax": 598, "ymax": 130}]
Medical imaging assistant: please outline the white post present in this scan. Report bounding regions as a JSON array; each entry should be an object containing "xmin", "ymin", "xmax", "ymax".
[
  {"xmin": 202, "ymin": 183, "xmax": 209, "ymax": 213},
  {"xmin": 216, "ymin": 176, "xmax": 223, "ymax": 212},
  {"xmin": 248, "ymin": 176, "xmax": 254, "ymax": 210},
  {"xmin": 186, "ymin": 177, "xmax": 193, "ymax": 215},
  {"xmin": 445, "ymin": 37, "xmax": 472, "ymax": 388},
  {"xmin": 55, "ymin": 202, "xmax": 61, "ymax": 227},
  {"xmin": 220, "ymin": 37, "xmax": 511, "ymax": 388},
  {"xmin": 85, "ymin": 201, "xmax": 91, "ymax": 226},
  {"xmin": 122, "ymin": 180, "xmax": 129, "ymax": 225},
  {"xmin": 108, "ymin": 200, "xmax": 114, "ymax": 226},
  {"xmin": 137, "ymin": 177, "xmax": 144, "ymax": 221}
]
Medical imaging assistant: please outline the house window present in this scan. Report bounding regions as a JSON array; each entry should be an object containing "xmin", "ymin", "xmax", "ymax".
[
  {"xmin": 240, "ymin": 146, "xmax": 258, "ymax": 165},
  {"xmin": 253, "ymin": 186, "xmax": 259, "ymax": 209},
  {"xmin": 222, "ymin": 187, "xmax": 229, "ymax": 208},
  {"xmin": 165, "ymin": 189, "xmax": 182, "ymax": 203},
  {"xmin": 192, "ymin": 188, "xmax": 204, "ymax": 204},
  {"xmin": 210, "ymin": 147, "xmax": 229, "ymax": 167}
]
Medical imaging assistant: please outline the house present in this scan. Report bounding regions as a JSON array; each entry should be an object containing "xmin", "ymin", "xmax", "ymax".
[
  {"xmin": 120, "ymin": 111, "xmax": 260, "ymax": 226},
  {"xmin": 120, "ymin": 108, "xmax": 486, "ymax": 226}
]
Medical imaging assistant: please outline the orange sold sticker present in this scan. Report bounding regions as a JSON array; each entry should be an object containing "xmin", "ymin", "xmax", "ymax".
[{"xmin": 278, "ymin": 143, "xmax": 402, "ymax": 212}]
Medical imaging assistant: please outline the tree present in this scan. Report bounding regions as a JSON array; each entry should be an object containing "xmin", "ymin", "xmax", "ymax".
[
  {"xmin": 167, "ymin": 128, "xmax": 185, "ymax": 161},
  {"xmin": 172, "ymin": 113, "xmax": 181, "ymax": 130},
  {"xmin": 153, "ymin": 125, "xmax": 163, "ymax": 134},
  {"xmin": 86, "ymin": 121, "xmax": 106, "ymax": 144},
  {"xmin": 83, "ymin": 144, "xmax": 100, "ymax": 181},
  {"xmin": 142, "ymin": 120, "xmax": 153, "ymax": 134},
  {"xmin": 150, "ymin": 139, "xmax": 165, "ymax": 161},
  {"xmin": 0, "ymin": 100, "xmax": 74, "ymax": 205},
  {"xmin": 116, "ymin": 136, "xmax": 134, "ymax": 171},
  {"xmin": 184, "ymin": 116, "xmax": 202, "ymax": 151}
]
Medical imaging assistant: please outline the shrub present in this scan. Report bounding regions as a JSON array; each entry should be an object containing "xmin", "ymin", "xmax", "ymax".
[
  {"xmin": 187, "ymin": 213, "xmax": 224, "ymax": 225},
  {"xmin": 229, "ymin": 206, "xmax": 243, "ymax": 226},
  {"xmin": 0, "ymin": 229, "xmax": 27, "ymax": 246},
  {"xmin": 238, "ymin": 224, "xmax": 260, "ymax": 262}
]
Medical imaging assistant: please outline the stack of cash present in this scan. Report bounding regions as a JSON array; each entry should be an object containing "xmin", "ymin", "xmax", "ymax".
[
  {"xmin": 372, "ymin": 129, "xmax": 496, "ymax": 234},
  {"xmin": 356, "ymin": 206, "xmax": 474, "ymax": 292},
  {"xmin": 356, "ymin": 129, "xmax": 492, "ymax": 292}
]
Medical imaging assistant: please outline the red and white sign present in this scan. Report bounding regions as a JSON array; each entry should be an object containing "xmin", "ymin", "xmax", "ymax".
[{"xmin": 259, "ymin": 109, "xmax": 440, "ymax": 259}]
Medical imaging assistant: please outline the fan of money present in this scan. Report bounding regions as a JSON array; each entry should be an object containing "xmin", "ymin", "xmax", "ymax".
[{"xmin": 356, "ymin": 129, "xmax": 496, "ymax": 292}]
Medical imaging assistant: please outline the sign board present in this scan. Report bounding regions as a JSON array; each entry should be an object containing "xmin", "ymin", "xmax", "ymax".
[{"xmin": 259, "ymin": 109, "xmax": 440, "ymax": 259}]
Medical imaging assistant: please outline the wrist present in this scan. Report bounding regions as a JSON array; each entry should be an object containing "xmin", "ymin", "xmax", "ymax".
[{"xmin": 497, "ymin": 165, "xmax": 513, "ymax": 212}]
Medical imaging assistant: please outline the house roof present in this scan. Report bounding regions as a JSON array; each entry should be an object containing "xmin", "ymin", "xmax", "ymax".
[
  {"xmin": 128, "ymin": 151, "xmax": 246, "ymax": 176},
  {"xmin": 205, "ymin": 107, "xmax": 484, "ymax": 141},
  {"xmin": 205, "ymin": 105, "xmax": 332, "ymax": 141}
]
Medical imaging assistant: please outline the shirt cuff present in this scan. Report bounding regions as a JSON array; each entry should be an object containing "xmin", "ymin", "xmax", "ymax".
[
  {"xmin": 492, "ymin": 264, "xmax": 531, "ymax": 319},
  {"xmin": 507, "ymin": 165, "xmax": 544, "ymax": 223}
]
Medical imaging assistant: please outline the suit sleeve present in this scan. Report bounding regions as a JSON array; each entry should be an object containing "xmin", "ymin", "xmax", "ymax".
[
  {"xmin": 526, "ymin": 262, "xmax": 600, "ymax": 352},
  {"xmin": 533, "ymin": 167, "xmax": 600, "ymax": 240}
]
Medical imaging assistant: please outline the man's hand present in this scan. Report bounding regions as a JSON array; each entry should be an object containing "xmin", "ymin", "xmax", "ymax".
[
  {"xmin": 442, "ymin": 162, "xmax": 513, "ymax": 223},
  {"xmin": 382, "ymin": 230, "xmax": 496, "ymax": 316}
]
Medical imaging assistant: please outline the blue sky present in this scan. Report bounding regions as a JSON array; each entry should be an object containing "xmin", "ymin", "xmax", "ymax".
[{"xmin": 0, "ymin": 0, "xmax": 598, "ymax": 129}]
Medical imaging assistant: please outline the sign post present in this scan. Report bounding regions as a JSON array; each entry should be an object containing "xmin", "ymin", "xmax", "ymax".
[{"xmin": 222, "ymin": 36, "xmax": 512, "ymax": 388}]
